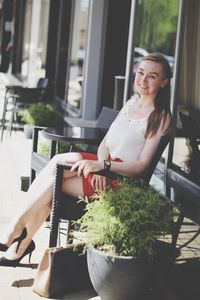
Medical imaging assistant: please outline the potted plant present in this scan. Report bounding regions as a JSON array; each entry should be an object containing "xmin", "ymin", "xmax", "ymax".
[
  {"xmin": 75, "ymin": 180, "xmax": 174, "ymax": 300},
  {"xmin": 20, "ymin": 103, "xmax": 62, "ymax": 138}
]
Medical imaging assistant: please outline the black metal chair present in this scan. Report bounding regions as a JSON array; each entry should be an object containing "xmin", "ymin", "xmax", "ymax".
[
  {"xmin": 49, "ymin": 132, "xmax": 171, "ymax": 247},
  {"xmin": 0, "ymin": 77, "xmax": 49, "ymax": 140}
]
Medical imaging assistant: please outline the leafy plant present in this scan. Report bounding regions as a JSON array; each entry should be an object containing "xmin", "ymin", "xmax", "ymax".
[
  {"xmin": 76, "ymin": 180, "xmax": 174, "ymax": 257},
  {"xmin": 135, "ymin": 0, "xmax": 179, "ymax": 54},
  {"xmin": 58, "ymin": 141, "xmax": 85, "ymax": 153},
  {"xmin": 38, "ymin": 140, "xmax": 85, "ymax": 156},
  {"xmin": 20, "ymin": 103, "xmax": 62, "ymax": 127}
]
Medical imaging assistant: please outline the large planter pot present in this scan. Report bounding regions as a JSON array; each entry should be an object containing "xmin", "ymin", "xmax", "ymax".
[{"xmin": 87, "ymin": 246, "xmax": 157, "ymax": 300}]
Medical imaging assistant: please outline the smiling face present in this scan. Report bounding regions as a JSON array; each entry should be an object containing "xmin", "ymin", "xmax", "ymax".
[{"xmin": 134, "ymin": 60, "xmax": 168, "ymax": 100}]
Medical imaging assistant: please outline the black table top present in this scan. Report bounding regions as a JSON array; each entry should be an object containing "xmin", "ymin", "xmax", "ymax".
[{"xmin": 42, "ymin": 126, "xmax": 106, "ymax": 145}]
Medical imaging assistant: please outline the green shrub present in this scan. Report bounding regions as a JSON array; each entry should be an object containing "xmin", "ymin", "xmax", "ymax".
[
  {"xmin": 20, "ymin": 103, "xmax": 62, "ymax": 127},
  {"xmin": 76, "ymin": 180, "xmax": 174, "ymax": 257},
  {"xmin": 58, "ymin": 141, "xmax": 85, "ymax": 153},
  {"xmin": 38, "ymin": 141, "xmax": 85, "ymax": 156}
]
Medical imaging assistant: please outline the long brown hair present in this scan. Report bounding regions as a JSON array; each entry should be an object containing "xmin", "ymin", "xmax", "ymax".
[{"xmin": 139, "ymin": 53, "xmax": 172, "ymax": 138}]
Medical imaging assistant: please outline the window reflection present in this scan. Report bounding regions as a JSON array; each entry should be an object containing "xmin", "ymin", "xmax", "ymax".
[
  {"xmin": 132, "ymin": 0, "xmax": 179, "ymax": 79},
  {"xmin": 21, "ymin": 0, "xmax": 32, "ymax": 79},
  {"xmin": 131, "ymin": 0, "xmax": 179, "ymax": 164},
  {"xmin": 21, "ymin": 0, "xmax": 50, "ymax": 82},
  {"xmin": 173, "ymin": 109, "xmax": 200, "ymax": 185},
  {"xmin": 37, "ymin": 0, "xmax": 50, "ymax": 79},
  {"xmin": 66, "ymin": 0, "xmax": 89, "ymax": 112},
  {"xmin": 172, "ymin": 1, "xmax": 200, "ymax": 185}
]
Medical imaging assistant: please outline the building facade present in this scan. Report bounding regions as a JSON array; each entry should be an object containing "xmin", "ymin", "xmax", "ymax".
[
  {"xmin": 0, "ymin": 0, "xmax": 199, "ymax": 210},
  {"xmin": 0, "ymin": 0, "xmax": 200, "ymax": 296}
]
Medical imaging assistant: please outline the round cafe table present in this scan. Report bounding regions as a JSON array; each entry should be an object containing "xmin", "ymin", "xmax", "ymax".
[{"xmin": 42, "ymin": 126, "xmax": 106, "ymax": 155}]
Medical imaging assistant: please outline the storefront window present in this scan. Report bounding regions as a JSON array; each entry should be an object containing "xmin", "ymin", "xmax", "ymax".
[
  {"xmin": 172, "ymin": 1, "xmax": 200, "ymax": 186},
  {"xmin": 132, "ymin": 0, "xmax": 179, "ymax": 164},
  {"xmin": 66, "ymin": 0, "xmax": 89, "ymax": 113},
  {"xmin": 21, "ymin": 0, "xmax": 50, "ymax": 82},
  {"xmin": 37, "ymin": 0, "xmax": 50, "ymax": 78},
  {"xmin": 21, "ymin": 0, "xmax": 32, "ymax": 79},
  {"xmin": 132, "ymin": 0, "xmax": 179, "ymax": 79}
]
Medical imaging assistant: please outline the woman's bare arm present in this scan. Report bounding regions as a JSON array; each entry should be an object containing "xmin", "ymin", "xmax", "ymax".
[
  {"xmin": 97, "ymin": 134, "xmax": 110, "ymax": 160},
  {"xmin": 71, "ymin": 113, "xmax": 171, "ymax": 179}
]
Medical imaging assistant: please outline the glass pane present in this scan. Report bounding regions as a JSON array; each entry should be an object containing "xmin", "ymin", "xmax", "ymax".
[
  {"xmin": 172, "ymin": 110, "xmax": 200, "ymax": 186},
  {"xmin": 172, "ymin": 2, "xmax": 200, "ymax": 186},
  {"xmin": 21, "ymin": 0, "xmax": 32, "ymax": 79},
  {"xmin": 21, "ymin": 0, "xmax": 50, "ymax": 82},
  {"xmin": 132, "ymin": 0, "xmax": 179, "ymax": 164},
  {"xmin": 36, "ymin": 0, "xmax": 50, "ymax": 78},
  {"xmin": 133, "ymin": 0, "xmax": 179, "ymax": 78},
  {"xmin": 66, "ymin": 0, "xmax": 89, "ymax": 112}
]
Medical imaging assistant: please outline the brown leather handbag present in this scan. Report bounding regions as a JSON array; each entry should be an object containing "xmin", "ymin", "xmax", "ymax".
[{"xmin": 33, "ymin": 243, "xmax": 92, "ymax": 298}]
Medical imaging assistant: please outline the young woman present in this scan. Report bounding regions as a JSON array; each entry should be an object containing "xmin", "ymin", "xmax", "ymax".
[{"xmin": 0, "ymin": 52, "xmax": 172, "ymax": 266}]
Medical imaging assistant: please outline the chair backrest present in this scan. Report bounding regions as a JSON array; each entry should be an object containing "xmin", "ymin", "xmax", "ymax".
[
  {"xmin": 95, "ymin": 106, "xmax": 119, "ymax": 129},
  {"xmin": 142, "ymin": 132, "xmax": 171, "ymax": 184},
  {"xmin": 86, "ymin": 106, "xmax": 119, "ymax": 153},
  {"xmin": 37, "ymin": 78, "xmax": 49, "ymax": 89}
]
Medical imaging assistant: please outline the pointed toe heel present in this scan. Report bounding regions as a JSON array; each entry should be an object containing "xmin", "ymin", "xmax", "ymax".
[
  {"xmin": 0, "ymin": 243, "xmax": 8, "ymax": 252},
  {"xmin": 0, "ymin": 240, "xmax": 35, "ymax": 267},
  {"xmin": 0, "ymin": 227, "xmax": 27, "ymax": 252}
]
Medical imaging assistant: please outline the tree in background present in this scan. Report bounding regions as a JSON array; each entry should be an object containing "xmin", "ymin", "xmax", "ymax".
[{"xmin": 135, "ymin": 0, "xmax": 179, "ymax": 55}]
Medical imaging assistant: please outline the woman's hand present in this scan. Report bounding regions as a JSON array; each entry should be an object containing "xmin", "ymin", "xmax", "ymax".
[
  {"xmin": 91, "ymin": 174, "xmax": 110, "ymax": 190},
  {"xmin": 71, "ymin": 159, "xmax": 110, "ymax": 191},
  {"xmin": 71, "ymin": 159, "xmax": 104, "ymax": 178}
]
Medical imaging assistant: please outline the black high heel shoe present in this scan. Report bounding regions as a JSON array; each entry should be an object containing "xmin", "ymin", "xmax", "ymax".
[
  {"xmin": 0, "ymin": 240, "xmax": 35, "ymax": 267},
  {"xmin": 0, "ymin": 227, "xmax": 27, "ymax": 252}
]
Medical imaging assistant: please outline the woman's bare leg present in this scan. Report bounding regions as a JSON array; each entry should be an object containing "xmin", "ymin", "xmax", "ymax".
[
  {"xmin": 28, "ymin": 152, "xmax": 83, "ymax": 194},
  {"xmin": 0, "ymin": 152, "xmax": 83, "ymax": 247},
  {"xmin": 2, "ymin": 174, "xmax": 84, "ymax": 260}
]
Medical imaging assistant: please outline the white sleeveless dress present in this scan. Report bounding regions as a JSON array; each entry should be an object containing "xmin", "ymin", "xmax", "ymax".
[{"xmin": 105, "ymin": 96, "xmax": 148, "ymax": 162}]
